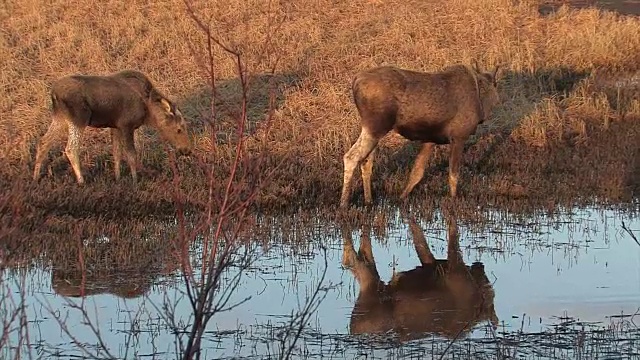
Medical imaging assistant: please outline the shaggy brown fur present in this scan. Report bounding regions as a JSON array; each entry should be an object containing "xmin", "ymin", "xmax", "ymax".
[
  {"xmin": 33, "ymin": 70, "xmax": 193, "ymax": 184},
  {"xmin": 340, "ymin": 63, "xmax": 501, "ymax": 207}
]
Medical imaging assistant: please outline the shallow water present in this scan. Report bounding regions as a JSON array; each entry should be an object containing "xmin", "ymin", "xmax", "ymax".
[{"xmin": 3, "ymin": 206, "xmax": 640, "ymax": 359}]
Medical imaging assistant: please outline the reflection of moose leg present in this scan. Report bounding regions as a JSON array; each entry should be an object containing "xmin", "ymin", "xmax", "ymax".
[
  {"xmin": 444, "ymin": 212, "xmax": 500, "ymax": 330},
  {"xmin": 400, "ymin": 142, "xmax": 435, "ymax": 200},
  {"xmin": 341, "ymin": 225, "xmax": 357, "ymax": 268},
  {"xmin": 342, "ymin": 222, "xmax": 393, "ymax": 336},
  {"xmin": 448, "ymin": 139, "xmax": 465, "ymax": 197},
  {"xmin": 341, "ymin": 128, "xmax": 379, "ymax": 207},
  {"xmin": 65, "ymin": 122, "xmax": 86, "ymax": 185},
  {"xmin": 121, "ymin": 128, "xmax": 138, "ymax": 183},
  {"xmin": 110, "ymin": 128, "xmax": 122, "ymax": 180},
  {"xmin": 445, "ymin": 214, "xmax": 465, "ymax": 270},
  {"xmin": 358, "ymin": 224, "xmax": 377, "ymax": 266},
  {"xmin": 360, "ymin": 147, "xmax": 377, "ymax": 205},
  {"xmin": 33, "ymin": 115, "xmax": 67, "ymax": 181},
  {"xmin": 407, "ymin": 217, "xmax": 436, "ymax": 265},
  {"xmin": 341, "ymin": 223, "xmax": 381, "ymax": 290}
]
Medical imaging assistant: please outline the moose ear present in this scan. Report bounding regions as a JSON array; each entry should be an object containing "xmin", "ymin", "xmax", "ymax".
[
  {"xmin": 492, "ymin": 64, "xmax": 502, "ymax": 86},
  {"xmin": 473, "ymin": 59, "xmax": 482, "ymax": 73},
  {"xmin": 159, "ymin": 98, "xmax": 173, "ymax": 115}
]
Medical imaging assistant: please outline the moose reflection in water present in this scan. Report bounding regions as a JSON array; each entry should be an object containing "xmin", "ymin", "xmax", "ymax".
[
  {"xmin": 50, "ymin": 236, "xmax": 179, "ymax": 299},
  {"xmin": 51, "ymin": 266, "xmax": 176, "ymax": 299},
  {"xmin": 341, "ymin": 212, "xmax": 498, "ymax": 341}
]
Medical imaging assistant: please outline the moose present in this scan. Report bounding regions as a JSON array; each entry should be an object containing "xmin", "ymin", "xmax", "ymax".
[
  {"xmin": 52, "ymin": 268, "xmax": 159, "ymax": 299},
  {"xmin": 32, "ymin": 70, "xmax": 193, "ymax": 184},
  {"xmin": 341, "ymin": 212, "xmax": 499, "ymax": 341},
  {"xmin": 51, "ymin": 246, "xmax": 179, "ymax": 299},
  {"xmin": 340, "ymin": 62, "xmax": 501, "ymax": 207}
]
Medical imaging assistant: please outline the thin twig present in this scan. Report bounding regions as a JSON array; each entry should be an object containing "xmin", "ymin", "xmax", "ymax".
[{"xmin": 621, "ymin": 220, "xmax": 640, "ymax": 247}]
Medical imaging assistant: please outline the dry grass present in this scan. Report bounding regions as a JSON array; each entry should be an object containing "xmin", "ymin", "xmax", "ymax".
[{"xmin": 2, "ymin": 0, "xmax": 640, "ymax": 211}]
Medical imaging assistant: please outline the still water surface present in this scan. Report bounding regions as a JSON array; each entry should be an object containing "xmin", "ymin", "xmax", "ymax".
[{"xmin": 4, "ymin": 206, "xmax": 640, "ymax": 359}]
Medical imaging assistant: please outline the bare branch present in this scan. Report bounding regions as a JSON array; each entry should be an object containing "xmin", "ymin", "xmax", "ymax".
[
  {"xmin": 277, "ymin": 246, "xmax": 331, "ymax": 360},
  {"xmin": 38, "ymin": 295, "xmax": 118, "ymax": 360},
  {"xmin": 622, "ymin": 220, "xmax": 640, "ymax": 247}
]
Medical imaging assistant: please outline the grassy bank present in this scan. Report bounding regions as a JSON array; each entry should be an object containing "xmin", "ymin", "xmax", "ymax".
[{"xmin": 2, "ymin": 0, "xmax": 640, "ymax": 217}]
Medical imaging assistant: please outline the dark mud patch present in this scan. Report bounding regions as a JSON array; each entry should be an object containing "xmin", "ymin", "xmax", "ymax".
[{"xmin": 539, "ymin": 0, "xmax": 640, "ymax": 16}]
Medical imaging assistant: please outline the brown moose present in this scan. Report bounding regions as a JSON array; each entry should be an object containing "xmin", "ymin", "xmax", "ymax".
[
  {"xmin": 341, "ymin": 212, "xmax": 499, "ymax": 341},
  {"xmin": 340, "ymin": 63, "xmax": 501, "ymax": 207},
  {"xmin": 51, "ymin": 256, "xmax": 179, "ymax": 299},
  {"xmin": 52, "ymin": 269, "xmax": 156, "ymax": 299},
  {"xmin": 33, "ymin": 70, "xmax": 193, "ymax": 184}
]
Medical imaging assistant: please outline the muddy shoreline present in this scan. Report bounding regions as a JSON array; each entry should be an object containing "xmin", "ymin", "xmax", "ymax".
[{"xmin": 3, "ymin": 114, "xmax": 639, "ymax": 227}]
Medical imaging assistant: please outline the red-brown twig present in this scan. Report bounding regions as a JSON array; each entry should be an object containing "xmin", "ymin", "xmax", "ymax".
[{"xmin": 622, "ymin": 220, "xmax": 640, "ymax": 247}]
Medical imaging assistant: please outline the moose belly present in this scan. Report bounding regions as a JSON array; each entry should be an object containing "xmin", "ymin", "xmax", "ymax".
[
  {"xmin": 88, "ymin": 111, "xmax": 123, "ymax": 129},
  {"xmin": 394, "ymin": 122, "xmax": 450, "ymax": 144}
]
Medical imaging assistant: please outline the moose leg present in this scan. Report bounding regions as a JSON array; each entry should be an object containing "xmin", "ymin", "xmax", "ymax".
[
  {"xmin": 64, "ymin": 122, "xmax": 86, "ymax": 184},
  {"xmin": 360, "ymin": 147, "xmax": 377, "ymax": 205},
  {"xmin": 33, "ymin": 116, "xmax": 67, "ymax": 181},
  {"xmin": 407, "ymin": 217, "xmax": 436, "ymax": 265},
  {"xmin": 340, "ymin": 128, "xmax": 379, "ymax": 207},
  {"xmin": 121, "ymin": 129, "xmax": 138, "ymax": 183},
  {"xmin": 448, "ymin": 140, "xmax": 464, "ymax": 197},
  {"xmin": 400, "ymin": 142, "xmax": 434, "ymax": 200},
  {"xmin": 110, "ymin": 128, "xmax": 122, "ymax": 181}
]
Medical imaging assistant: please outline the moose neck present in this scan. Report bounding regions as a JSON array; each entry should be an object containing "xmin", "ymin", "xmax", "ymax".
[
  {"xmin": 145, "ymin": 107, "xmax": 161, "ymax": 129},
  {"xmin": 351, "ymin": 261, "xmax": 385, "ymax": 295}
]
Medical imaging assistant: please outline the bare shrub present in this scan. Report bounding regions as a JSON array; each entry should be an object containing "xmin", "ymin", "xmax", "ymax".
[{"xmin": 21, "ymin": 1, "xmax": 328, "ymax": 358}]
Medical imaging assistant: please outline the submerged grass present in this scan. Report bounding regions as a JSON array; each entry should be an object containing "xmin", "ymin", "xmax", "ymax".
[
  {"xmin": 2, "ymin": 0, "xmax": 640, "ymax": 218},
  {"xmin": 3, "ymin": 202, "xmax": 640, "ymax": 359}
]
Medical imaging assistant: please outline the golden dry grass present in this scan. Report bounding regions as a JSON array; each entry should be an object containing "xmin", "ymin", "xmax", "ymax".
[{"xmin": 2, "ymin": 0, "xmax": 640, "ymax": 209}]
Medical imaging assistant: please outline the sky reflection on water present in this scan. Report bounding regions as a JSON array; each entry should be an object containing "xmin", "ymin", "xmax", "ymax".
[{"xmin": 3, "ymin": 206, "xmax": 640, "ymax": 358}]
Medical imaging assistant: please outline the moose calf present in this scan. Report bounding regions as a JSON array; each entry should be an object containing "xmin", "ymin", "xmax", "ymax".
[{"xmin": 33, "ymin": 70, "xmax": 193, "ymax": 184}]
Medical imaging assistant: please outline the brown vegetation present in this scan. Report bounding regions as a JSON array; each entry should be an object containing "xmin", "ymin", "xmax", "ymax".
[{"xmin": 2, "ymin": 0, "xmax": 640, "ymax": 217}]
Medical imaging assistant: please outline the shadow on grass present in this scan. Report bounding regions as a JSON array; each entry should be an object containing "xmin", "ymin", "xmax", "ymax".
[
  {"xmin": 178, "ymin": 71, "xmax": 302, "ymax": 139},
  {"xmin": 538, "ymin": 0, "xmax": 640, "ymax": 16}
]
